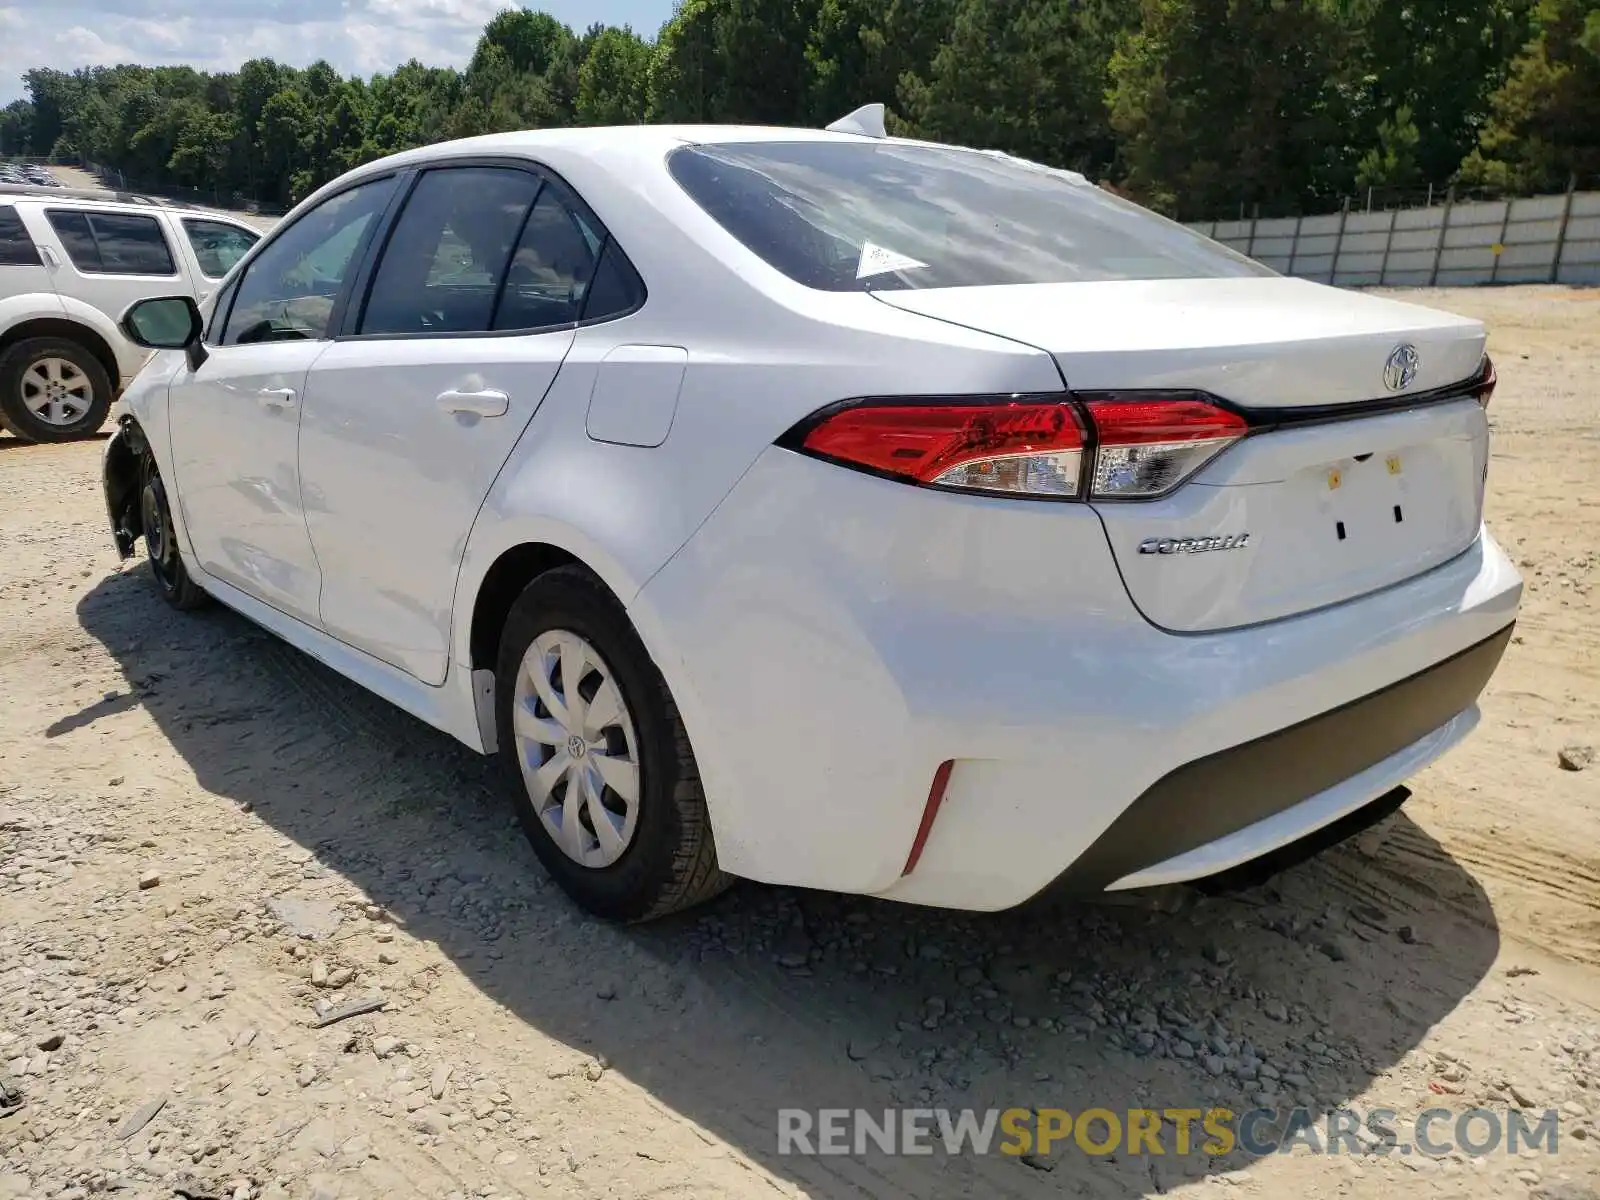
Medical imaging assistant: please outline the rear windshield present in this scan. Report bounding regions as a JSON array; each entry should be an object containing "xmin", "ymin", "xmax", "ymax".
[{"xmin": 668, "ymin": 140, "xmax": 1272, "ymax": 292}]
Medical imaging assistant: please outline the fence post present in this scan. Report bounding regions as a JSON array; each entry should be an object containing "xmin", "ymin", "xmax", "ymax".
[
  {"xmin": 1490, "ymin": 197, "xmax": 1512, "ymax": 285},
  {"xmin": 1285, "ymin": 214, "xmax": 1305, "ymax": 277},
  {"xmin": 1550, "ymin": 173, "xmax": 1577, "ymax": 284},
  {"xmin": 1429, "ymin": 186, "xmax": 1455, "ymax": 286},
  {"xmin": 1379, "ymin": 207, "xmax": 1398, "ymax": 285},
  {"xmin": 1330, "ymin": 197, "xmax": 1350, "ymax": 284},
  {"xmin": 1245, "ymin": 203, "xmax": 1260, "ymax": 260}
]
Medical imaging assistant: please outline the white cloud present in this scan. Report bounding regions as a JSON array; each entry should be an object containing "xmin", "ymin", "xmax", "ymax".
[{"xmin": 0, "ymin": 0, "xmax": 671, "ymax": 105}]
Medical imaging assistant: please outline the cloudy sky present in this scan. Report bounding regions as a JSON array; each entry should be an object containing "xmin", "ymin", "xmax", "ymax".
[{"xmin": 0, "ymin": 0, "xmax": 676, "ymax": 103}]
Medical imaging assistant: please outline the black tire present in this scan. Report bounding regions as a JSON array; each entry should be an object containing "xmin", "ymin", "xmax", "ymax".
[
  {"xmin": 0, "ymin": 336, "xmax": 114, "ymax": 443},
  {"xmin": 495, "ymin": 566, "xmax": 729, "ymax": 922},
  {"xmin": 138, "ymin": 447, "xmax": 208, "ymax": 610}
]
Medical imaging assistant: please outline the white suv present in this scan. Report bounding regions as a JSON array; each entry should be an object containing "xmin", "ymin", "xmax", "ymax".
[{"xmin": 0, "ymin": 188, "xmax": 260, "ymax": 441}]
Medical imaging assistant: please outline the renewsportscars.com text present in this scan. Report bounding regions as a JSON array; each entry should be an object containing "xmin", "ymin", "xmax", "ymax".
[{"xmin": 777, "ymin": 1106, "xmax": 1562, "ymax": 1158}]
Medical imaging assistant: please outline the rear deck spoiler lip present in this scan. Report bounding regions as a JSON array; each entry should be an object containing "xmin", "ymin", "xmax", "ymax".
[{"xmin": 1072, "ymin": 355, "xmax": 1495, "ymax": 434}]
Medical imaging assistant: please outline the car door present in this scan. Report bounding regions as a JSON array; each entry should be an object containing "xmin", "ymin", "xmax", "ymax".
[
  {"xmin": 299, "ymin": 163, "xmax": 636, "ymax": 685},
  {"xmin": 37, "ymin": 205, "xmax": 184, "ymax": 329},
  {"xmin": 0, "ymin": 203, "xmax": 59, "ymax": 301},
  {"xmin": 166, "ymin": 175, "xmax": 399, "ymax": 626}
]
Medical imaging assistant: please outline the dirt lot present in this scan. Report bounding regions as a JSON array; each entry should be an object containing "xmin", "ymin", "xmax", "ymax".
[{"xmin": 1, "ymin": 286, "xmax": 1597, "ymax": 1200}]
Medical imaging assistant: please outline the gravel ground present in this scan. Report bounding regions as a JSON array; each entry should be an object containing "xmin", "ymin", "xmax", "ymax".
[{"xmin": 1, "ymin": 286, "xmax": 1598, "ymax": 1200}]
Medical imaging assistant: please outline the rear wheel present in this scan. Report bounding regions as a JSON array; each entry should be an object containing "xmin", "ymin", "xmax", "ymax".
[
  {"xmin": 495, "ymin": 566, "xmax": 729, "ymax": 921},
  {"xmin": 0, "ymin": 337, "xmax": 114, "ymax": 442},
  {"xmin": 139, "ymin": 449, "xmax": 208, "ymax": 610}
]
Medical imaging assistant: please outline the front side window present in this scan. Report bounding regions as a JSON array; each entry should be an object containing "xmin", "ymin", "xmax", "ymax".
[
  {"xmin": 222, "ymin": 177, "xmax": 396, "ymax": 346},
  {"xmin": 46, "ymin": 209, "xmax": 176, "ymax": 275},
  {"xmin": 183, "ymin": 219, "xmax": 259, "ymax": 280},
  {"xmin": 359, "ymin": 167, "xmax": 541, "ymax": 336},
  {"xmin": 667, "ymin": 141, "xmax": 1273, "ymax": 291},
  {"xmin": 0, "ymin": 206, "xmax": 40, "ymax": 266}
]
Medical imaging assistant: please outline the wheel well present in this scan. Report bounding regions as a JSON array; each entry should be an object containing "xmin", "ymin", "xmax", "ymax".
[
  {"xmin": 0, "ymin": 317, "xmax": 121, "ymax": 391},
  {"xmin": 105, "ymin": 415, "xmax": 148, "ymax": 558},
  {"xmin": 469, "ymin": 543, "xmax": 583, "ymax": 671}
]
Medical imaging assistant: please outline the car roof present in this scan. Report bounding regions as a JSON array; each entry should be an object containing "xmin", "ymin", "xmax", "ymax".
[
  {"xmin": 0, "ymin": 185, "xmax": 258, "ymax": 225},
  {"xmin": 347, "ymin": 123, "xmax": 878, "ymax": 179}
]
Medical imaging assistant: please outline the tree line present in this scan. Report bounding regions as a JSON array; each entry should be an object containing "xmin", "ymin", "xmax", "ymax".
[{"xmin": 0, "ymin": 0, "xmax": 1595, "ymax": 220}]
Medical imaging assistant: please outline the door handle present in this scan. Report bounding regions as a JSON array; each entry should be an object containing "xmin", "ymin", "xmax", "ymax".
[
  {"xmin": 257, "ymin": 387, "xmax": 296, "ymax": 409},
  {"xmin": 38, "ymin": 245, "xmax": 59, "ymax": 269},
  {"xmin": 437, "ymin": 388, "xmax": 509, "ymax": 418}
]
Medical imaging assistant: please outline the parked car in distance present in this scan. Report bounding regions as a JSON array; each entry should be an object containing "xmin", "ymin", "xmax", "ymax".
[
  {"xmin": 105, "ymin": 122, "xmax": 1519, "ymax": 923},
  {"xmin": 0, "ymin": 190, "xmax": 259, "ymax": 441}
]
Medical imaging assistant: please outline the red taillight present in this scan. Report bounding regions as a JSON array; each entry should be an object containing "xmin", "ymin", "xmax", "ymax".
[
  {"xmin": 791, "ymin": 392, "xmax": 1245, "ymax": 501},
  {"xmin": 800, "ymin": 399, "xmax": 1086, "ymax": 498},
  {"xmin": 1473, "ymin": 357, "xmax": 1496, "ymax": 410},
  {"xmin": 1084, "ymin": 396, "xmax": 1248, "ymax": 499},
  {"xmin": 902, "ymin": 760, "xmax": 954, "ymax": 876}
]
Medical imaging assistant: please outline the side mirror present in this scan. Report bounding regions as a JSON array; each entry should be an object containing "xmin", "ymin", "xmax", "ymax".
[
  {"xmin": 121, "ymin": 295, "xmax": 208, "ymax": 370},
  {"xmin": 122, "ymin": 295, "xmax": 204, "ymax": 350}
]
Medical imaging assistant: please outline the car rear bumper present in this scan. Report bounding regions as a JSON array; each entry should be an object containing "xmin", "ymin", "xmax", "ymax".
[
  {"xmin": 1046, "ymin": 623, "xmax": 1509, "ymax": 894},
  {"xmin": 632, "ymin": 447, "xmax": 1523, "ymax": 910}
]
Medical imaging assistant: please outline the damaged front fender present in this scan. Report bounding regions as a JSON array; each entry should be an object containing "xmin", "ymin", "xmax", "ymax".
[{"xmin": 104, "ymin": 417, "xmax": 146, "ymax": 560}]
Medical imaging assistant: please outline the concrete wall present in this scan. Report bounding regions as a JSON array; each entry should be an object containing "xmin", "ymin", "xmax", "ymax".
[{"xmin": 1190, "ymin": 191, "xmax": 1600, "ymax": 287}]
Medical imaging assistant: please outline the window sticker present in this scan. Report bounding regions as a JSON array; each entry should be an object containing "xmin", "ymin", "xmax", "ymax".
[{"xmin": 856, "ymin": 241, "xmax": 927, "ymax": 280}]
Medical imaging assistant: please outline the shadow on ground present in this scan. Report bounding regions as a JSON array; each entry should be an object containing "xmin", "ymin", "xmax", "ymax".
[
  {"xmin": 74, "ymin": 565, "xmax": 1502, "ymax": 1198},
  {"xmin": 0, "ymin": 430, "xmax": 109, "ymax": 451}
]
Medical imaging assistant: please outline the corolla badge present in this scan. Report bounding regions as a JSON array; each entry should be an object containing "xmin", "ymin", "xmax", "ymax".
[
  {"xmin": 1383, "ymin": 343, "xmax": 1420, "ymax": 392},
  {"xmin": 1138, "ymin": 533, "xmax": 1251, "ymax": 555}
]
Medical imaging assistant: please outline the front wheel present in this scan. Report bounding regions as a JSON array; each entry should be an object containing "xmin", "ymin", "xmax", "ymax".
[
  {"xmin": 495, "ymin": 566, "xmax": 729, "ymax": 921},
  {"xmin": 0, "ymin": 337, "xmax": 114, "ymax": 442},
  {"xmin": 139, "ymin": 450, "xmax": 208, "ymax": 610}
]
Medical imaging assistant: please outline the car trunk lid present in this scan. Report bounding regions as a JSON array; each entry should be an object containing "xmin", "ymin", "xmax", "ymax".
[{"xmin": 874, "ymin": 277, "xmax": 1490, "ymax": 631}]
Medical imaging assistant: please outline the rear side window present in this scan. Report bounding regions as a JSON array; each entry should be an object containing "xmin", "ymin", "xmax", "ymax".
[
  {"xmin": 0, "ymin": 206, "xmax": 41, "ymax": 266},
  {"xmin": 183, "ymin": 219, "xmax": 258, "ymax": 279},
  {"xmin": 46, "ymin": 209, "xmax": 176, "ymax": 275},
  {"xmin": 359, "ymin": 167, "xmax": 541, "ymax": 336},
  {"xmin": 492, "ymin": 184, "xmax": 602, "ymax": 332},
  {"xmin": 667, "ymin": 141, "xmax": 1272, "ymax": 291},
  {"xmin": 580, "ymin": 239, "xmax": 645, "ymax": 323},
  {"xmin": 356, "ymin": 167, "xmax": 638, "ymax": 337}
]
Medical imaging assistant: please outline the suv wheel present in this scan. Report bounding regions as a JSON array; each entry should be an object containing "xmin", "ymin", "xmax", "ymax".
[
  {"xmin": 495, "ymin": 566, "xmax": 730, "ymax": 922},
  {"xmin": 0, "ymin": 337, "xmax": 114, "ymax": 443}
]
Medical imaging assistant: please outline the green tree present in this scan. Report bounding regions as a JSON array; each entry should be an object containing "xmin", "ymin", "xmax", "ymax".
[
  {"xmin": 577, "ymin": 27, "xmax": 652, "ymax": 124},
  {"xmin": 648, "ymin": 0, "xmax": 724, "ymax": 121},
  {"xmin": 1460, "ymin": 0, "xmax": 1600, "ymax": 190},
  {"xmin": 901, "ymin": 0, "xmax": 1133, "ymax": 173},
  {"xmin": 1355, "ymin": 105, "xmax": 1424, "ymax": 190},
  {"xmin": 0, "ymin": 100, "xmax": 33, "ymax": 156},
  {"xmin": 1108, "ymin": 0, "xmax": 1358, "ymax": 217},
  {"xmin": 1350, "ymin": 0, "xmax": 1532, "ymax": 184}
]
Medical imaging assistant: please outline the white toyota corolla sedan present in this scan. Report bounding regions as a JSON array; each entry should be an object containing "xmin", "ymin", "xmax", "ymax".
[{"xmin": 104, "ymin": 121, "xmax": 1521, "ymax": 922}]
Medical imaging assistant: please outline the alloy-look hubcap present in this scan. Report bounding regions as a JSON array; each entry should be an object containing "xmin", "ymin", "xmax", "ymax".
[
  {"xmin": 512, "ymin": 630, "xmax": 641, "ymax": 868},
  {"xmin": 20, "ymin": 357, "xmax": 92, "ymax": 426}
]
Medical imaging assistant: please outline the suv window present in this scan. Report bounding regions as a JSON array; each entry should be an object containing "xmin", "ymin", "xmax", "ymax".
[
  {"xmin": 222, "ymin": 177, "xmax": 396, "ymax": 346},
  {"xmin": 0, "ymin": 206, "xmax": 40, "ymax": 266},
  {"xmin": 492, "ymin": 184, "xmax": 604, "ymax": 332},
  {"xmin": 46, "ymin": 209, "xmax": 177, "ymax": 275},
  {"xmin": 183, "ymin": 219, "xmax": 259, "ymax": 280},
  {"xmin": 359, "ymin": 167, "xmax": 541, "ymax": 336}
]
